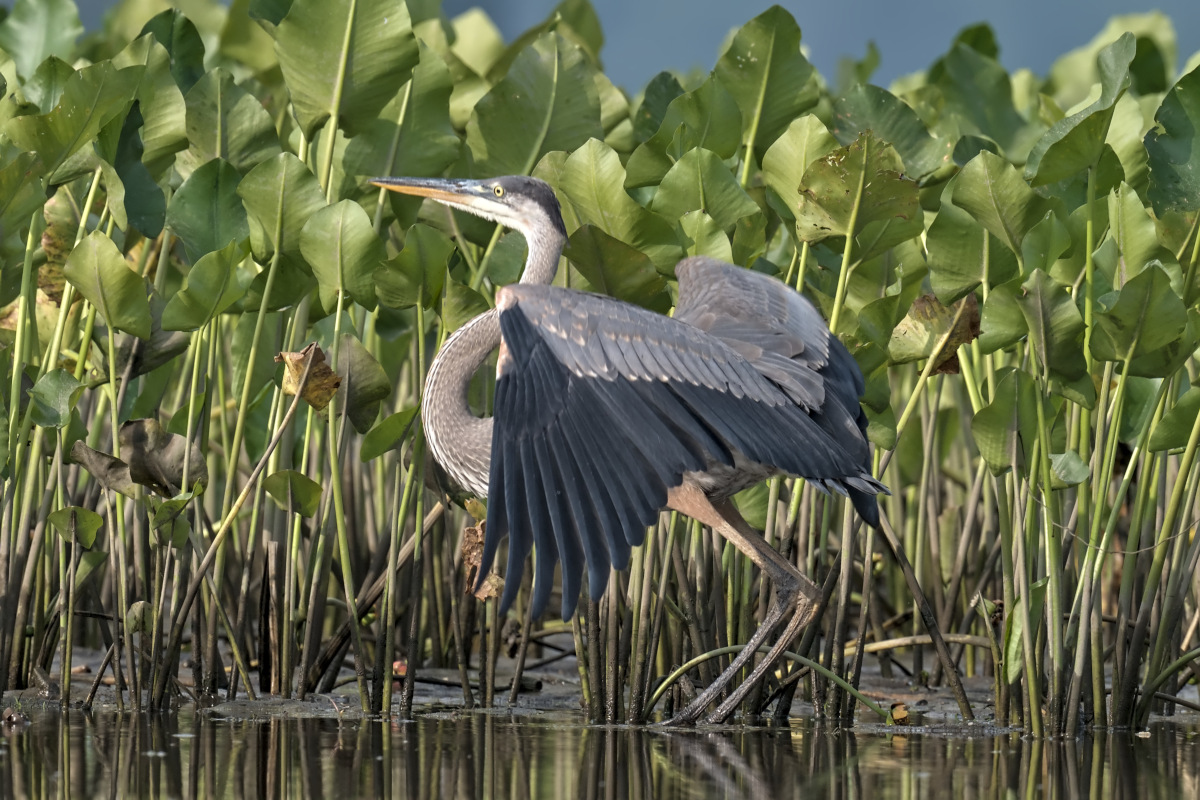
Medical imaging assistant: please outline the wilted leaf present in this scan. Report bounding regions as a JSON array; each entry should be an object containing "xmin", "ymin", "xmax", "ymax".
[
  {"xmin": 277, "ymin": 343, "xmax": 341, "ymax": 411},
  {"xmin": 69, "ymin": 441, "xmax": 136, "ymax": 497},
  {"xmin": 118, "ymin": 418, "xmax": 208, "ymax": 495},
  {"xmin": 888, "ymin": 294, "xmax": 980, "ymax": 372}
]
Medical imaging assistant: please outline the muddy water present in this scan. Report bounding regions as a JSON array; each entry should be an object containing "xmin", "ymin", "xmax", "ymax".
[{"xmin": 2, "ymin": 707, "xmax": 1198, "ymax": 799}]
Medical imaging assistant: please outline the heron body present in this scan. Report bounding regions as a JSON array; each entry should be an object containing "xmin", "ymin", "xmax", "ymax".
[{"xmin": 372, "ymin": 174, "xmax": 887, "ymax": 723}]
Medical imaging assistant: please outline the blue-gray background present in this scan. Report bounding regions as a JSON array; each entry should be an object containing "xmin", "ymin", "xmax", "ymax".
[{"xmin": 75, "ymin": 0, "xmax": 1200, "ymax": 92}]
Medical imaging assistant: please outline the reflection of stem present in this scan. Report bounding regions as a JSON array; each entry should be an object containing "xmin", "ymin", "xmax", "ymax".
[{"xmin": 153, "ymin": 346, "xmax": 318, "ymax": 707}]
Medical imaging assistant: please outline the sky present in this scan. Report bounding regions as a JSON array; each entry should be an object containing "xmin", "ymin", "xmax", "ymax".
[{"xmin": 73, "ymin": 0, "xmax": 1200, "ymax": 93}]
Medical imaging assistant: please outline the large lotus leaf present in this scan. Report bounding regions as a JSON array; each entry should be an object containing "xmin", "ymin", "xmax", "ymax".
[
  {"xmin": 375, "ymin": 223, "xmax": 453, "ymax": 310},
  {"xmin": 625, "ymin": 76, "xmax": 742, "ymax": 188},
  {"xmin": 4, "ymin": 61, "xmax": 143, "ymax": 185},
  {"xmin": 829, "ymin": 85, "xmax": 953, "ymax": 180},
  {"xmin": 339, "ymin": 43, "xmax": 460, "ymax": 202},
  {"xmin": 971, "ymin": 367, "xmax": 1039, "ymax": 475},
  {"xmin": 1145, "ymin": 64, "xmax": 1200, "ymax": 215},
  {"xmin": 952, "ymin": 151, "xmax": 1051, "ymax": 260},
  {"xmin": 1047, "ymin": 14, "xmax": 1175, "ymax": 111},
  {"xmin": 762, "ymin": 115, "xmax": 837, "ymax": 221},
  {"xmin": 713, "ymin": 6, "xmax": 817, "ymax": 155},
  {"xmin": 930, "ymin": 43, "xmax": 1042, "ymax": 161},
  {"xmin": 300, "ymin": 200, "xmax": 384, "ymax": 311},
  {"xmin": 977, "ymin": 278, "xmax": 1026, "ymax": 353},
  {"xmin": 440, "ymin": 279, "xmax": 490, "ymax": 334},
  {"xmin": 99, "ymin": 104, "xmax": 165, "ymax": 238},
  {"xmin": 632, "ymin": 72, "xmax": 684, "ymax": 143},
  {"xmin": 167, "ymin": 158, "xmax": 249, "ymax": 262},
  {"xmin": 1017, "ymin": 269, "xmax": 1086, "ymax": 381},
  {"xmin": 219, "ymin": 0, "xmax": 279, "ymax": 75},
  {"xmin": 1092, "ymin": 264, "xmax": 1188, "ymax": 364},
  {"xmin": 651, "ymin": 148, "xmax": 759, "ymax": 231},
  {"xmin": 111, "ymin": 34, "xmax": 188, "ymax": 179},
  {"xmin": 1019, "ymin": 211, "xmax": 1073, "ymax": 276},
  {"xmin": 24, "ymin": 57, "xmax": 74, "ymax": 113},
  {"xmin": 927, "ymin": 188, "xmax": 1019, "ymax": 303},
  {"xmin": 794, "ymin": 131, "xmax": 923, "ymax": 260},
  {"xmin": 162, "ymin": 240, "xmax": 252, "ymax": 331},
  {"xmin": 678, "ymin": 211, "xmax": 733, "ymax": 262},
  {"xmin": 448, "ymin": 8, "xmax": 506, "ymax": 78},
  {"xmin": 564, "ymin": 225, "xmax": 671, "ymax": 313},
  {"xmin": 237, "ymin": 153, "xmax": 327, "ymax": 265},
  {"xmin": 139, "ymin": 9, "xmax": 205, "ymax": 93},
  {"xmin": 275, "ymin": 0, "xmax": 418, "ymax": 139},
  {"xmin": 553, "ymin": 139, "xmax": 681, "ymax": 274},
  {"xmin": 63, "ymin": 232, "xmax": 151, "ymax": 340},
  {"xmin": 466, "ymin": 32, "xmax": 601, "ymax": 177},
  {"xmin": 179, "ymin": 69, "xmax": 281, "ymax": 176},
  {"xmin": 1026, "ymin": 34, "xmax": 1134, "ymax": 187},
  {"xmin": 1150, "ymin": 385, "xmax": 1200, "ymax": 452},
  {"xmin": 1097, "ymin": 182, "xmax": 1180, "ymax": 288},
  {"xmin": 0, "ymin": 0, "xmax": 82, "ymax": 80},
  {"xmin": 0, "ymin": 153, "xmax": 47, "ymax": 245}
]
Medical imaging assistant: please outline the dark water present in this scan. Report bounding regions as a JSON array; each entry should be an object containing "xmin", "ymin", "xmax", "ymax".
[{"xmin": 2, "ymin": 708, "xmax": 1199, "ymax": 799}]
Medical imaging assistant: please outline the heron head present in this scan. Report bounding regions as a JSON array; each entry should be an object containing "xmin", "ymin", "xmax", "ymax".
[{"xmin": 370, "ymin": 175, "xmax": 567, "ymax": 241}]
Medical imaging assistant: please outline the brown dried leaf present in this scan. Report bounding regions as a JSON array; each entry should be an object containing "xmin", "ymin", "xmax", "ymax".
[
  {"xmin": 69, "ymin": 441, "xmax": 136, "ymax": 497},
  {"xmin": 888, "ymin": 293, "xmax": 980, "ymax": 373},
  {"xmin": 276, "ymin": 342, "xmax": 340, "ymax": 411},
  {"xmin": 474, "ymin": 573, "xmax": 504, "ymax": 603},
  {"xmin": 119, "ymin": 418, "xmax": 208, "ymax": 495}
]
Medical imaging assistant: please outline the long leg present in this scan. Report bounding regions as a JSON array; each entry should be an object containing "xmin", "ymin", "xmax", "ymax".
[{"xmin": 664, "ymin": 485, "xmax": 820, "ymax": 725}]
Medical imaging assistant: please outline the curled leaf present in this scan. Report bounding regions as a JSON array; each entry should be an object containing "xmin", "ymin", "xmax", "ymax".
[{"xmin": 276, "ymin": 342, "xmax": 340, "ymax": 411}]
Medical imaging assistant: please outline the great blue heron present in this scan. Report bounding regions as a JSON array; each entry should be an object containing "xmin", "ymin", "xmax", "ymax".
[{"xmin": 372, "ymin": 174, "xmax": 887, "ymax": 724}]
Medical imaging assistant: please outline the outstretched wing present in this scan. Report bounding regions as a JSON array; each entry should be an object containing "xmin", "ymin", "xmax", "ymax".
[
  {"xmin": 674, "ymin": 257, "xmax": 880, "ymax": 524},
  {"xmin": 483, "ymin": 283, "xmax": 878, "ymax": 620}
]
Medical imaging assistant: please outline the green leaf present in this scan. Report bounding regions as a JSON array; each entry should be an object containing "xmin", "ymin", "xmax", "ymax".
[
  {"xmin": 1020, "ymin": 211, "xmax": 1073, "ymax": 275},
  {"xmin": 335, "ymin": 333, "xmax": 392, "ymax": 435},
  {"xmin": 554, "ymin": 139, "xmax": 682, "ymax": 274},
  {"xmin": 1098, "ymin": 182, "xmax": 1179, "ymax": 288},
  {"xmin": 466, "ymin": 32, "xmax": 602, "ymax": 176},
  {"xmin": 678, "ymin": 211, "xmax": 732, "ymax": 261},
  {"xmin": 829, "ymin": 85, "xmax": 952, "ymax": 180},
  {"xmin": 971, "ymin": 367, "xmax": 1038, "ymax": 475},
  {"xmin": 440, "ymin": 279, "xmax": 490, "ymax": 333},
  {"xmin": 632, "ymin": 72, "xmax": 684, "ymax": 143},
  {"xmin": 102, "ymin": 103, "xmax": 166, "ymax": 238},
  {"xmin": 275, "ymin": 0, "xmax": 418, "ymax": 139},
  {"xmin": 651, "ymin": 148, "xmax": 759, "ymax": 231},
  {"xmin": 361, "ymin": 407, "xmax": 419, "ymax": 462},
  {"xmin": 563, "ymin": 225, "xmax": 671, "ymax": 312},
  {"xmin": 25, "ymin": 57, "xmax": 75, "ymax": 113},
  {"xmin": 0, "ymin": 153, "xmax": 48, "ymax": 244},
  {"xmin": 4, "ymin": 60, "xmax": 144, "ymax": 184},
  {"xmin": 1025, "ymin": 34, "xmax": 1134, "ymax": 186},
  {"xmin": 952, "ymin": 151, "xmax": 1050, "ymax": 259},
  {"xmin": 264, "ymin": 469, "xmax": 322, "ymax": 517},
  {"xmin": 166, "ymin": 158, "xmax": 249, "ymax": 262},
  {"xmin": 762, "ymin": 115, "xmax": 837, "ymax": 221},
  {"xmin": 375, "ymin": 223, "xmax": 453, "ymax": 310},
  {"xmin": 713, "ymin": 6, "xmax": 817, "ymax": 154},
  {"xmin": 75, "ymin": 549, "xmax": 108, "ymax": 590},
  {"xmin": 1150, "ymin": 386, "xmax": 1200, "ymax": 452},
  {"xmin": 1017, "ymin": 269, "xmax": 1086, "ymax": 381},
  {"xmin": 625, "ymin": 75, "xmax": 742, "ymax": 188},
  {"xmin": 927, "ymin": 190, "xmax": 1018, "ymax": 302},
  {"xmin": 1091, "ymin": 264, "xmax": 1188, "ymax": 363},
  {"xmin": 794, "ymin": 131, "xmax": 923, "ymax": 259},
  {"xmin": 48, "ymin": 507, "xmax": 103, "ymax": 549},
  {"xmin": 339, "ymin": 43, "xmax": 461, "ymax": 200},
  {"xmin": 930, "ymin": 43, "xmax": 1042, "ymax": 160},
  {"xmin": 0, "ymin": 0, "xmax": 83, "ymax": 80},
  {"xmin": 1145, "ymin": 63, "xmax": 1200, "ymax": 215},
  {"xmin": 162, "ymin": 240, "xmax": 252, "ymax": 331},
  {"xmin": 63, "ymin": 231, "xmax": 151, "ymax": 339},
  {"xmin": 29, "ymin": 369, "xmax": 84, "ymax": 429},
  {"xmin": 139, "ymin": 9, "xmax": 206, "ymax": 93},
  {"xmin": 180, "ymin": 69, "xmax": 281, "ymax": 175},
  {"xmin": 238, "ymin": 153, "xmax": 327, "ymax": 266},
  {"xmin": 1004, "ymin": 577, "xmax": 1047, "ymax": 684},
  {"xmin": 300, "ymin": 200, "xmax": 384, "ymax": 311},
  {"xmin": 113, "ymin": 34, "xmax": 188, "ymax": 179},
  {"xmin": 1049, "ymin": 451, "xmax": 1090, "ymax": 489}
]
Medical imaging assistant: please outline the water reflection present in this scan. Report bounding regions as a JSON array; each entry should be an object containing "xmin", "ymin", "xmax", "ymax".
[{"xmin": 1, "ymin": 707, "xmax": 1197, "ymax": 799}]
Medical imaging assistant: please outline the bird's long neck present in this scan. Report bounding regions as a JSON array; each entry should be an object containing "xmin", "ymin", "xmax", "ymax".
[{"xmin": 421, "ymin": 221, "xmax": 565, "ymax": 496}]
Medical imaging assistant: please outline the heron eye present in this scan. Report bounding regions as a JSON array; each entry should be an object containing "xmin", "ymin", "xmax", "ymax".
[{"xmin": 493, "ymin": 185, "xmax": 504, "ymax": 197}]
